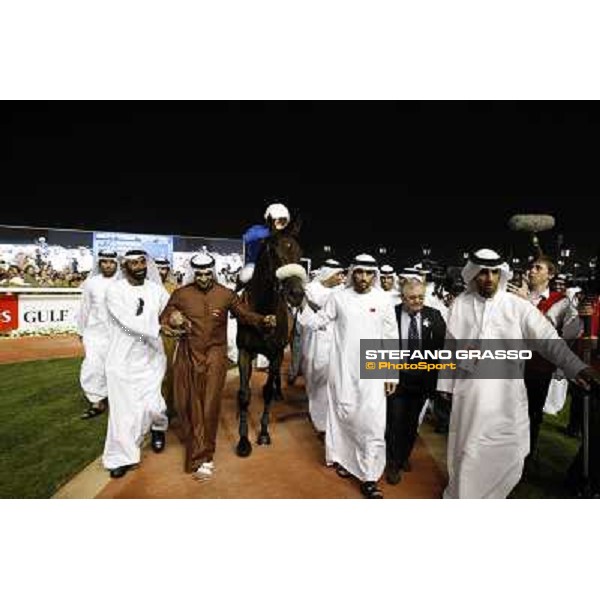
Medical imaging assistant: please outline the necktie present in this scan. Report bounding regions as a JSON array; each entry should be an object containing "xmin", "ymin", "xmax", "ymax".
[{"xmin": 408, "ymin": 313, "xmax": 420, "ymax": 352}]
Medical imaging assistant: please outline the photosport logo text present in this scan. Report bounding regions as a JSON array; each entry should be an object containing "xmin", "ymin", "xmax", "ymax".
[{"xmin": 360, "ymin": 340, "xmax": 539, "ymax": 380}]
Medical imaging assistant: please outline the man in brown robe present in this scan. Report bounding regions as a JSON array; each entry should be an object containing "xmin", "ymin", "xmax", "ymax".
[{"xmin": 160, "ymin": 252, "xmax": 275, "ymax": 479}]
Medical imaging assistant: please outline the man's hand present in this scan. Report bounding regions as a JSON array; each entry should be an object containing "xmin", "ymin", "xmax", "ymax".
[
  {"xmin": 263, "ymin": 314, "xmax": 277, "ymax": 329},
  {"xmin": 574, "ymin": 367, "xmax": 600, "ymax": 391},
  {"xmin": 438, "ymin": 391, "xmax": 453, "ymax": 402},
  {"xmin": 161, "ymin": 324, "xmax": 186, "ymax": 337},
  {"xmin": 167, "ymin": 310, "xmax": 191, "ymax": 335},
  {"xmin": 169, "ymin": 310, "xmax": 186, "ymax": 327},
  {"xmin": 507, "ymin": 281, "xmax": 529, "ymax": 299},
  {"xmin": 384, "ymin": 382, "xmax": 397, "ymax": 396}
]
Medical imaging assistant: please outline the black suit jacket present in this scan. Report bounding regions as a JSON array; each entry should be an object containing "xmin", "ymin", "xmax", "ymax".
[{"xmin": 394, "ymin": 304, "xmax": 447, "ymax": 393}]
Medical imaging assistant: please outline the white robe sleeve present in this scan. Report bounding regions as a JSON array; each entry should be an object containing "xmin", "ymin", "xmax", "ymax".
[
  {"xmin": 158, "ymin": 286, "xmax": 170, "ymax": 313},
  {"xmin": 381, "ymin": 297, "xmax": 399, "ymax": 385},
  {"xmin": 381, "ymin": 298, "xmax": 398, "ymax": 341},
  {"xmin": 521, "ymin": 302, "xmax": 587, "ymax": 379},
  {"xmin": 106, "ymin": 283, "xmax": 161, "ymax": 340},
  {"xmin": 297, "ymin": 293, "xmax": 337, "ymax": 331},
  {"xmin": 555, "ymin": 297, "xmax": 582, "ymax": 343},
  {"xmin": 77, "ymin": 281, "xmax": 91, "ymax": 335},
  {"xmin": 436, "ymin": 303, "xmax": 457, "ymax": 395},
  {"xmin": 304, "ymin": 282, "xmax": 320, "ymax": 307}
]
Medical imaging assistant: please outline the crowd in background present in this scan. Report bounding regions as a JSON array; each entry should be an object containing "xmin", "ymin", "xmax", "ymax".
[{"xmin": 0, "ymin": 241, "xmax": 243, "ymax": 290}]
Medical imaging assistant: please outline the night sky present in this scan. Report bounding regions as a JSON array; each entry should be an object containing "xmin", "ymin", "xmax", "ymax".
[{"xmin": 1, "ymin": 101, "xmax": 599, "ymax": 267}]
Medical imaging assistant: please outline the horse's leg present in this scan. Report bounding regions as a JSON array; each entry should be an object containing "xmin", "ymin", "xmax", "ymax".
[
  {"xmin": 236, "ymin": 348, "xmax": 253, "ymax": 457},
  {"xmin": 258, "ymin": 350, "xmax": 283, "ymax": 445},
  {"xmin": 274, "ymin": 351, "xmax": 284, "ymax": 403}
]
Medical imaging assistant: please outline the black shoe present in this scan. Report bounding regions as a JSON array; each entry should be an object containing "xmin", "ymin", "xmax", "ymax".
[
  {"xmin": 402, "ymin": 459, "xmax": 412, "ymax": 472},
  {"xmin": 151, "ymin": 430, "xmax": 166, "ymax": 453},
  {"xmin": 386, "ymin": 468, "xmax": 402, "ymax": 485},
  {"xmin": 110, "ymin": 464, "xmax": 133, "ymax": 478},
  {"xmin": 335, "ymin": 463, "xmax": 352, "ymax": 479},
  {"xmin": 80, "ymin": 398, "xmax": 107, "ymax": 420},
  {"xmin": 360, "ymin": 481, "xmax": 384, "ymax": 499}
]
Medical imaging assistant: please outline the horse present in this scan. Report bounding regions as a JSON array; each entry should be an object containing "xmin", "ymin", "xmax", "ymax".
[{"xmin": 235, "ymin": 226, "xmax": 305, "ymax": 457}]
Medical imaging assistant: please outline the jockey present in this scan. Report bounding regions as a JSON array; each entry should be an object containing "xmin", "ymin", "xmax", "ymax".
[{"xmin": 242, "ymin": 202, "xmax": 291, "ymax": 267}]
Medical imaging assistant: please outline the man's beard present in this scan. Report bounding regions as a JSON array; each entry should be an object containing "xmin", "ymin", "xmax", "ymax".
[
  {"xmin": 131, "ymin": 269, "xmax": 147, "ymax": 282},
  {"xmin": 196, "ymin": 279, "xmax": 214, "ymax": 290}
]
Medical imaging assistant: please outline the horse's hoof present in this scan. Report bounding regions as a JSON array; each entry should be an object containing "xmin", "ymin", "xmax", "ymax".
[
  {"xmin": 257, "ymin": 433, "xmax": 271, "ymax": 446},
  {"xmin": 236, "ymin": 437, "xmax": 252, "ymax": 457}
]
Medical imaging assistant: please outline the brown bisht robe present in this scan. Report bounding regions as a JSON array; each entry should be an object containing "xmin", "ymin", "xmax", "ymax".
[
  {"xmin": 160, "ymin": 280, "xmax": 178, "ymax": 418},
  {"xmin": 160, "ymin": 282, "xmax": 265, "ymax": 472}
]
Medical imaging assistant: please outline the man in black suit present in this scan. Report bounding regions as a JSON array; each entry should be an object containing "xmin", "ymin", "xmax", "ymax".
[{"xmin": 385, "ymin": 279, "xmax": 446, "ymax": 484}]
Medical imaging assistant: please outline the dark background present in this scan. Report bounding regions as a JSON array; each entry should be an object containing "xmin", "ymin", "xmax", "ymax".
[{"xmin": 1, "ymin": 101, "xmax": 598, "ymax": 267}]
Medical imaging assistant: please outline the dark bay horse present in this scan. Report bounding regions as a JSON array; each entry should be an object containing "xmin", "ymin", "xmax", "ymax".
[{"xmin": 235, "ymin": 228, "xmax": 305, "ymax": 457}]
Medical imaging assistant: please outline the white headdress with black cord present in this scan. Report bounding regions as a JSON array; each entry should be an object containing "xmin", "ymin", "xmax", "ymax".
[
  {"xmin": 399, "ymin": 267, "xmax": 425, "ymax": 282},
  {"xmin": 118, "ymin": 249, "xmax": 162, "ymax": 285},
  {"xmin": 90, "ymin": 249, "xmax": 118, "ymax": 278},
  {"xmin": 379, "ymin": 263, "xmax": 400, "ymax": 291},
  {"xmin": 462, "ymin": 248, "xmax": 512, "ymax": 293},
  {"xmin": 183, "ymin": 251, "xmax": 217, "ymax": 286},
  {"xmin": 154, "ymin": 257, "xmax": 170, "ymax": 268},
  {"xmin": 346, "ymin": 253, "xmax": 379, "ymax": 287},
  {"xmin": 317, "ymin": 258, "xmax": 344, "ymax": 283}
]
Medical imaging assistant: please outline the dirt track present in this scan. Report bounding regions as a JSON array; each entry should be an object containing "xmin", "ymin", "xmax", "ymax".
[
  {"xmin": 3, "ymin": 335, "xmax": 446, "ymax": 498},
  {"xmin": 0, "ymin": 335, "xmax": 83, "ymax": 364},
  {"xmin": 95, "ymin": 372, "xmax": 446, "ymax": 499}
]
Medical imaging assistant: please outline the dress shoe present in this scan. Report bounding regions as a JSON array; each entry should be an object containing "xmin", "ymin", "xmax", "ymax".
[
  {"xmin": 386, "ymin": 468, "xmax": 402, "ymax": 485},
  {"xmin": 151, "ymin": 430, "xmax": 166, "ymax": 453},
  {"xmin": 335, "ymin": 463, "xmax": 352, "ymax": 479},
  {"xmin": 110, "ymin": 464, "xmax": 134, "ymax": 478},
  {"xmin": 360, "ymin": 481, "xmax": 384, "ymax": 499}
]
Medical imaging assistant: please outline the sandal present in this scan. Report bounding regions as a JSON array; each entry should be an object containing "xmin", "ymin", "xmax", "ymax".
[
  {"xmin": 360, "ymin": 481, "xmax": 384, "ymax": 499},
  {"xmin": 335, "ymin": 463, "xmax": 352, "ymax": 479},
  {"xmin": 80, "ymin": 401, "xmax": 107, "ymax": 420}
]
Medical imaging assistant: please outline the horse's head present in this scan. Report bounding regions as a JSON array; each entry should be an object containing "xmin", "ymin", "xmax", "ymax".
[
  {"xmin": 280, "ymin": 273, "xmax": 306, "ymax": 308},
  {"xmin": 269, "ymin": 229, "xmax": 302, "ymax": 269},
  {"xmin": 275, "ymin": 263, "xmax": 307, "ymax": 308}
]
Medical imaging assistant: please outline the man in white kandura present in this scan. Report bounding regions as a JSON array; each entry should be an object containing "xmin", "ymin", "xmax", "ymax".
[
  {"xmin": 437, "ymin": 248, "xmax": 600, "ymax": 499},
  {"xmin": 78, "ymin": 250, "xmax": 118, "ymax": 419},
  {"xmin": 301, "ymin": 258, "xmax": 345, "ymax": 435},
  {"xmin": 102, "ymin": 250, "xmax": 171, "ymax": 478},
  {"xmin": 298, "ymin": 253, "xmax": 398, "ymax": 499},
  {"xmin": 379, "ymin": 264, "xmax": 402, "ymax": 305}
]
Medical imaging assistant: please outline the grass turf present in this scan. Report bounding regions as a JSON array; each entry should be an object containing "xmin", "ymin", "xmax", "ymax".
[
  {"xmin": 510, "ymin": 399, "xmax": 581, "ymax": 498},
  {"xmin": 0, "ymin": 358, "xmax": 106, "ymax": 498}
]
